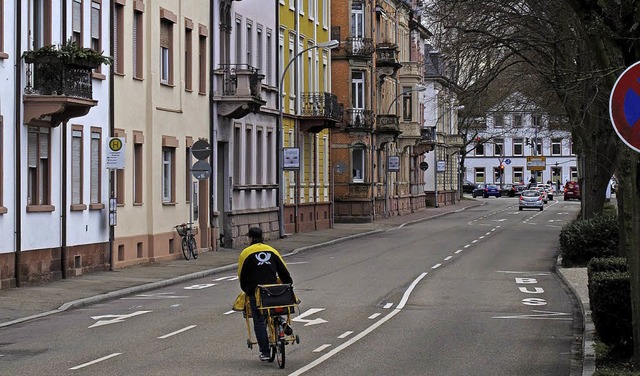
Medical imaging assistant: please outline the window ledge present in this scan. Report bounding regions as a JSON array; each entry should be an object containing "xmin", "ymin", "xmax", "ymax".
[
  {"xmin": 162, "ymin": 201, "xmax": 177, "ymax": 206},
  {"xmin": 27, "ymin": 205, "xmax": 55, "ymax": 213},
  {"xmin": 0, "ymin": 52, "xmax": 9, "ymax": 60},
  {"xmin": 160, "ymin": 82, "xmax": 175, "ymax": 88},
  {"xmin": 89, "ymin": 203, "xmax": 105, "ymax": 210},
  {"xmin": 133, "ymin": 202, "xmax": 143, "ymax": 206},
  {"xmin": 70, "ymin": 204, "xmax": 87, "ymax": 211},
  {"xmin": 92, "ymin": 72, "xmax": 107, "ymax": 80},
  {"xmin": 0, "ymin": 206, "xmax": 7, "ymax": 214}
]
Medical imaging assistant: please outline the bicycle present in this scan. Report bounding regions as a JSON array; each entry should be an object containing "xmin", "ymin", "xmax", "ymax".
[
  {"xmin": 244, "ymin": 284, "xmax": 300, "ymax": 369},
  {"xmin": 174, "ymin": 222, "xmax": 198, "ymax": 260}
]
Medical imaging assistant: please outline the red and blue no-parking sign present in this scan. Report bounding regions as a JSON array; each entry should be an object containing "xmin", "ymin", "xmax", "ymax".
[{"xmin": 610, "ymin": 61, "xmax": 640, "ymax": 153}]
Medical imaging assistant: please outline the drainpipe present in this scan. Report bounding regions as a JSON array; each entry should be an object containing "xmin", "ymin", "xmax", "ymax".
[
  {"xmin": 61, "ymin": 0, "xmax": 68, "ymax": 279},
  {"xmin": 370, "ymin": 2, "xmax": 376, "ymax": 221},
  {"xmin": 14, "ymin": 0, "xmax": 23, "ymax": 287},
  {"xmin": 209, "ymin": 0, "xmax": 215, "ymax": 247},
  {"xmin": 108, "ymin": 0, "xmax": 115, "ymax": 269}
]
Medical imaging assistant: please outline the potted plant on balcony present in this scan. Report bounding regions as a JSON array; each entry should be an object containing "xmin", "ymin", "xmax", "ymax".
[{"xmin": 22, "ymin": 39, "xmax": 112, "ymax": 69}]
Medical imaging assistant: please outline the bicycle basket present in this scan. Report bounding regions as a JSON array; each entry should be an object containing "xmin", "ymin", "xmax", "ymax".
[{"xmin": 174, "ymin": 224, "xmax": 198, "ymax": 237}]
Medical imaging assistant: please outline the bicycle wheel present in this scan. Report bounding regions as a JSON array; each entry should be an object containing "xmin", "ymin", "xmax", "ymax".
[
  {"xmin": 181, "ymin": 237, "xmax": 190, "ymax": 260},
  {"xmin": 276, "ymin": 336, "xmax": 285, "ymax": 369},
  {"xmin": 267, "ymin": 318, "xmax": 276, "ymax": 362},
  {"xmin": 187, "ymin": 236, "xmax": 198, "ymax": 259}
]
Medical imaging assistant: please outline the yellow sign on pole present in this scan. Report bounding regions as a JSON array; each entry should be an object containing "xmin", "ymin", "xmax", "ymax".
[{"xmin": 526, "ymin": 156, "xmax": 546, "ymax": 171}]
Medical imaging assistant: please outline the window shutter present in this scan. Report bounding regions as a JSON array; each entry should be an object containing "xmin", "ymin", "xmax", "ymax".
[
  {"xmin": 90, "ymin": 134, "xmax": 100, "ymax": 203},
  {"xmin": 28, "ymin": 130, "xmax": 38, "ymax": 168},
  {"xmin": 160, "ymin": 21, "xmax": 170, "ymax": 48},
  {"xmin": 91, "ymin": 3, "xmax": 100, "ymax": 39},
  {"xmin": 39, "ymin": 129, "xmax": 49, "ymax": 159},
  {"xmin": 113, "ymin": 9, "xmax": 119, "ymax": 70},
  {"xmin": 132, "ymin": 15, "xmax": 138, "ymax": 73},
  {"xmin": 71, "ymin": 132, "xmax": 82, "ymax": 205},
  {"xmin": 72, "ymin": 1, "xmax": 82, "ymax": 33}
]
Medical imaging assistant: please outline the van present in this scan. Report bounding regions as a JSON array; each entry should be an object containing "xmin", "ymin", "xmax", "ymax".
[{"xmin": 564, "ymin": 181, "xmax": 581, "ymax": 201}]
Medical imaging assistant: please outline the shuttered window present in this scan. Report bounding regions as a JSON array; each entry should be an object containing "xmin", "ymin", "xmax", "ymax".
[
  {"xmin": 71, "ymin": 130, "xmax": 83, "ymax": 205},
  {"xmin": 113, "ymin": 3, "xmax": 124, "ymax": 73},
  {"xmin": 91, "ymin": 1, "xmax": 101, "ymax": 56},
  {"xmin": 133, "ymin": 9, "xmax": 143, "ymax": 79},
  {"xmin": 27, "ymin": 127, "xmax": 50, "ymax": 206},
  {"xmin": 90, "ymin": 131, "xmax": 101, "ymax": 204},
  {"xmin": 72, "ymin": 0, "xmax": 82, "ymax": 45},
  {"xmin": 160, "ymin": 20, "xmax": 173, "ymax": 85},
  {"xmin": 162, "ymin": 148, "xmax": 173, "ymax": 203}
]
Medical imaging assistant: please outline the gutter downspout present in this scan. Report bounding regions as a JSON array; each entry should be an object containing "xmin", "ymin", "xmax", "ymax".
[
  {"xmin": 14, "ymin": 0, "xmax": 23, "ymax": 287},
  {"xmin": 61, "ymin": 0, "xmax": 68, "ymax": 279},
  {"xmin": 209, "ymin": 0, "xmax": 216, "ymax": 247},
  {"xmin": 370, "ymin": 2, "xmax": 376, "ymax": 221},
  {"xmin": 108, "ymin": 0, "xmax": 115, "ymax": 270},
  {"xmin": 294, "ymin": 0, "xmax": 300, "ymax": 234},
  {"xmin": 276, "ymin": 0, "xmax": 284, "ymax": 237}
]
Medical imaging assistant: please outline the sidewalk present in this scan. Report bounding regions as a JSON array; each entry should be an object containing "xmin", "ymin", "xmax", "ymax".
[{"xmin": 0, "ymin": 199, "xmax": 592, "ymax": 374}]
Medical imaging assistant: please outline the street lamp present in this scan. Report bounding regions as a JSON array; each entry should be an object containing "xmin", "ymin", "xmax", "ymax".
[{"xmin": 277, "ymin": 39, "xmax": 339, "ymax": 238}]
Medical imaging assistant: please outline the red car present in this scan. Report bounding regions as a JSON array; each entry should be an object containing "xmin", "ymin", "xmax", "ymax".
[{"xmin": 564, "ymin": 181, "xmax": 581, "ymax": 201}]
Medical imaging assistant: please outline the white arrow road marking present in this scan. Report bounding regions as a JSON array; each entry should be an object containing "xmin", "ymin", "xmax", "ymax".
[
  {"xmin": 492, "ymin": 310, "xmax": 571, "ymax": 320},
  {"xmin": 313, "ymin": 344, "xmax": 332, "ymax": 353},
  {"xmin": 158, "ymin": 325, "xmax": 197, "ymax": 339},
  {"xmin": 292, "ymin": 308, "xmax": 328, "ymax": 326},
  {"xmin": 89, "ymin": 311, "xmax": 151, "ymax": 328},
  {"xmin": 121, "ymin": 292, "xmax": 188, "ymax": 300},
  {"xmin": 69, "ymin": 353, "xmax": 121, "ymax": 370},
  {"xmin": 184, "ymin": 283, "xmax": 217, "ymax": 290}
]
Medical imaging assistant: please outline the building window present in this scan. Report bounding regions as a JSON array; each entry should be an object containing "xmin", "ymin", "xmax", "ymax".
[
  {"xmin": 493, "ymin": 113, "xmax": 504, "ymax": 128},
  {"xmin": 402, "ymin": 87, "xmax": 412, "ymax": 121},
  {"xmin": 233, "ymin": 126, "xmax": 241, "ymax": 185},
  {"xmin": 162, "ymin": 147, "xmax": 175, "ymax": 203},
  {"xmin": 72, "ymin": 0, "xmax": 83, "ymax": 45},
  {"xmin": 90, "ymin": 129, "xmax": 102, "ymax": 205},
  {"xmin": 256, "ymin": 129, "xmax": 263, "ymax": 184},
  {"xmin": 32, "ymin": 0, "xmax": 52, "ymax": 49},
  {"xmin": 235, "ymin": 16, "xmax": 242, "ymax": 64},
  {"xmin": 0, "ymin": 0, "xmax": 5, "ymax": 56},
  {"xmin": 351, "ymin": 71, "xmax": 365, "ymax": 109},
  {"xmin": 532, "ymin": 114, "xmax": 542, "ymax": 127},
  {"xmin": 513, "ymin": 114, "xmax": 522, "ymax": 128},
  {"xmin": 475, "ymin": 143, "xmax": 484, "ymax": 156},
  {"xmin": 267, "ymin": 131, "xmax": 274, "ymax": 184},
  {"xmin": 27, "ymin": 127, "xmax": 51, "ymax": 206},
  {"xmin": 534, "ymin": 139, "xmax": 542, "ymax": 155},
  {"xmin": 322, "ymin": 0, "xmax": 328, "ymax": 28},
  {"xmin": 266, "ymin": 30, "xmax": 272, "ymax": 85},
  {"xmin": 352, "ymin": 145, "xmax": 365, "ymax": 183},
  {"xmin": 245, "ymin": 127, "xmax": 253, "ymax": 184},
  {"xmin": 114, "ymin": 2, "xmax": 124, "ymax": 74},
  {"xmin": 91, "ymin": 0, "xmax": 101, "ymax": 71},
  {"xmin": 133, "ymin": 141, "xmax": 143, "ymax": 204},
  {"xmin": 551, "ymin": 139, "xmax": 562, "ymax": 156},
  {"xmin": 474, "ymin": 168, "xmax": 485, "ymax": 183},
  {"xmin": 246, "ymin": 20, "xmax": 252, "ymax": 66},
  {"xmin": 351, "ymin": 2, "xmax": 364, "ymax": 38},
  {"xmin": 513, "ymin": 138, "xmax": 523, "ymax": 156},
  {"xmin": 71, "ymin": 127, "xmax": 84, "ymax": 206},
  {"xmin": 570, "ymin": 166, "xmax": 578, "ymax": 181},
  {"xmin": 133, "ymin": 7, "xmax": 143, "ymax": 79},
  {"xmin": 493, "ymin": 139, "xmax": 504, "ymax": 156},
  {"xmin": 185, "ymin": 23, "xmax": 193, "ymax": 91},
  {"xmin": 513, "ymin": 167, "xmax": 524, "ymax": 184},
  {"xmin": 256, "ymin": 25, "xmax": 263, "ymax": 71},
  {"xmin": 160, "ymin": 19, "xmax": 174, "ymax": 85},
  {"xmin": 198, "ymin": 32, "xmax": 207, "ymax": 94}
]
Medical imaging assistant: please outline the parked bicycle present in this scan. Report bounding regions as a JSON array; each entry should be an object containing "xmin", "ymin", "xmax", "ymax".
[{"xmin": 174, "ymin": 222, "xmax": 198, "ymax": 260}]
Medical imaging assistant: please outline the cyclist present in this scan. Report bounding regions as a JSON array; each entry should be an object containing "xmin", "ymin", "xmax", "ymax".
[{"xmin": 237, "ymin": 227, "xmax": 293, "ymax": 361}]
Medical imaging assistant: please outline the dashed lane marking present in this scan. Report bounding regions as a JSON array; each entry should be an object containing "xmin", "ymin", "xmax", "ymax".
[
  {"xmin": 368, "ymin": 313, "xmax": 381, "ymax": 319},
  {"xmin": 383, "ymin": 303, "xmax": 393, "ymax": 309},
  {"xmin": 338, "ymin": 331, "xmax": 353, "ymax": 339},
  {"xmin": 158, "ymin": 325, "xmax": 197, "ymax": 339},
  {"xmin": 69, "ymin": 353, "xmax": 121, "ymax": 370},
  {"xmin": 313, "ymin": 344, "xmax": 332, "ymax": 353}
]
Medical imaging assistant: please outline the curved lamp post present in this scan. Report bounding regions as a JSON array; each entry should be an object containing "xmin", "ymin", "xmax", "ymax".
[{"xmin": 277, "ymin": 39, "xmax": 339, "ymax": 238}]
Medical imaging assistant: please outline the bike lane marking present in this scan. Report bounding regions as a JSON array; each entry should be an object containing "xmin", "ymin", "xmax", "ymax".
[
  {"xmin": 69, "ymin": 353, "xmax": 121, "ymax": 370},
  {"xmin": 158, "ymin": 325, "xmax": 197, "ymax": 339},
  {"xmin": 288, "ymin": 272, "xmax": 428, "ymax": 376}
]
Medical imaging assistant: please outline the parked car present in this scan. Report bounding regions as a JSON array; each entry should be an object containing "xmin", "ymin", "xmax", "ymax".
[
  {"xmin": 472, "ymin": 183, "xmax": 501, "ymax": 198},
  {"xmin": 463, "ymin": 180, "xmax": 478, "ymax": 194},
  {"xmin": 519, "ymin": 190, "xmax": 544, "ymax": 211},
  {"xmin": 500, "ymin": 183, "xmax": 525, "ymax": 197},
  {"xmin": 564, "ymin": 181, "xmax": 581, "ymax": 201}
]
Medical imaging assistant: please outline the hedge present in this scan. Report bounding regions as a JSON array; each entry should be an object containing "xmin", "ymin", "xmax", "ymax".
[
  {"xmin": 559, "ymin": 212, "xmax": 619, "ymax": 267},
  {"xmin": 589, "ymin": 271, "xmax": 633, "ymax": 355}
]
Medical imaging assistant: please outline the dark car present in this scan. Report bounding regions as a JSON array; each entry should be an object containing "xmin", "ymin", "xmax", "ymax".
[
  {"xmin": 472, "ymin": 184, "xmax": 501, "ymax": 198},
  {"xmin": 499, "ymin": 183, "xmax": 525, "ymax": 197},
  {"xmin": 564, "ymin": 181, "xmax": 581, "ymax": 201},
  {"xmin": 463, "ymin": 180, "xmax": 478, "ymax": 193}
]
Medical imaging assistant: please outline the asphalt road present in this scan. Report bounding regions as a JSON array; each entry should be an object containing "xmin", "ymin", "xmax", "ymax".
[{"xmin": 0, "ymin": 197, "xmax": 582, "ymax": 376}]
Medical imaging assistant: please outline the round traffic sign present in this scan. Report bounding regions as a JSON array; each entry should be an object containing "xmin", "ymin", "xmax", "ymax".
[
  {"xmin": 191, "ymin": 160, "xmax": 211, "ymax": 180},
  {"xmin": 191, "ymin": 140, "xmax": 211, "ymax": 160},
  {"xmin": 109, "ymin": 138, "xmax": 123, "ymax": 151},
  {"xmin": 419, "ymin": 161, "xmax": 429, "ymax": 171},
  {"xmin": 609, "ymin": 61, "xmax": 640, "ymax": 153},
  {"xmin": 504, "ymin": 158, "xmax": 511, "ymax": 165}
]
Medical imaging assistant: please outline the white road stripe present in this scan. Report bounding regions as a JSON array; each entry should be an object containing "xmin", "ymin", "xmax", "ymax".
[
  {"xmin": 69, "ymin": 353, "xmax": 121, "ymax": 370},
  {"xmin": 289, "ymin": 272, "xmax": 428, "ymax": 376},
  {"xmin": 368, "ymin": 313, "xmax": 381, "ymax": 319},
  {"xmin": 431, "ymin": 264, "xmax": 441, "ymax": 269},
  {"xmin": 313, "ymin": 344, "xmax": 332, "ymax": 353},
  {"xmin": 454, "ymin": 250, "xmax": 463, "ymax": 254},
  {"xmin": 471, "ymin": 240, "xmax": 478, "ymax": 243},
  {"xmin": 383, "ymin": 303, "xmax": 393, "ymax": 309},
  {"xmin": 213, "ymin": 276, "xmax": 235, "ymax": 281},
  {"xmin": 463, "ymin": 244, "xmax": 471, "ymax": 248},
  {"xmin": 158, "ymin": 325, "xmax": 197, "ymax": 339},
  {"xmin": 479, "ymin": 236, "xmax": 485, "ymax": 239},
  {"xmin": 444, "ymin": 256, "xmax": 453, "ymax": 261},
  {"xmin": 338, "ymin": 331, "xmax": 353, "ymax": 339},
  {"xmin": 223, "ymin": 310, "xmax": 236, "ymax": 315},
  {"xmin": 485, "ymin": 232, "xmax": 491, "ymax": 235}
]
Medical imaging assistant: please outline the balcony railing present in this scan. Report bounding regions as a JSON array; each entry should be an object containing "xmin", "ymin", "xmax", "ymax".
[
  {"xmin": 301, "ymin": 92, "xmax": 343, "ymax": 122},
  {"xmin": 215, "ymin": 64, "xmax": 263, "ymax": 98},
  {"xmin": 376, "ymin": 43, "xmax": 401, "ymax": 67},
  {"xmin": 345, "ymin": 37, "xmax": 375, "ymax": 57},
  {"xmin": 26, "ymin": 60, "xmax": 94, "ymax": 99},
  {"xmin": 376, "ymin": 114, "xmax": 400, "ymax": 134},
  {"xmin": 420, "ymin": 127, "xmax": 437, "ymax": 142},
  {"xmin": 345, "ymin": 109, "xmax": 374, "ymax": 130}
]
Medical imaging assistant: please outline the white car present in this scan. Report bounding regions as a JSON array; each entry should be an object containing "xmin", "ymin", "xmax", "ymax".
[{"xmin": 536, "ymin": 184, "xmax": 554, "ymax": 200}]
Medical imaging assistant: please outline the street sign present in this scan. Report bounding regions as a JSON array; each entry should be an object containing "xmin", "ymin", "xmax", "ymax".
[
  {"xmin": 609, "ymin": 61, "xmax": 640, "ymax": 153},
  {"xmin": 504, "ymin": 158, "xmax": 511, "ymax": 165},
  {"xmin": 191, "ymin": 139, "xmax": 211, "ymax": 160},
  {"xmin": 106, "ymin": 137, "xmax": 125, "ymax": 170},
  {"xmin": 388, "ymin": 156, "xmax": 400, "ymax": 172},
  {"xmin": 419, "ymin": 161, "xmax": 429, "ymax": 171},
  {"xmin": 436, "ymin": 160, "xmax": 446, "ymax": 172},
  {"xmin": 191, "ymin": 160, "xmax": 211, "ymax": 180},
  {"xmin": 526, "ymin": 156, "xmax": 546, "ymax": 171},
  {"xmin": 283, "ymin": 147, "xmax": 300, "ymax": 170},
  {"xmin": 335, "ymin": 162, "xmax": 346, "ymax": 174}
]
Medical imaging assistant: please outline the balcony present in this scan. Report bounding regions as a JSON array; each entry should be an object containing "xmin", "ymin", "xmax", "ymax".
[
  {"xmin": 376, "ymin": 114, "xmax": 400, "ymax": 134},
  {"xmin": 344, "ymin": 109, "xmax": 374, "ymax": 131},
  {"xmin": 376, "ymin": 43, "xmax": 402, "ymax": 80},
  {"xmin": 213, "ymin": 64, "xmax": 266, "ymax": 119},
  {"xmin": 23, "ymin": 59, "xmax": 98, "ymax": 127},
  {"xmin": 446, "ymin": 133, "xmax": 464, "ymax": 147},
  {"xmin": 398, "ymin": 61, "xmax": 422, "ymax": 80},
  {"xmin": 345, "ymin": 37, "xmax": 375, "ymax": 59},
  {"xmin": 299, "ymin": 92, "xmax": 343, "ymax": 133},
  {"xmin": 413, "ymin": 127, "xmax": 437, "ymax": 155}
]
